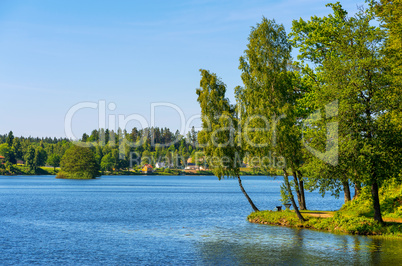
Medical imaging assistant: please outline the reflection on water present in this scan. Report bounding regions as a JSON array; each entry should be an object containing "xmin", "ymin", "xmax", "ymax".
[
  {"xmin": 1, "ymin": 175, "xmax": 402, "ymax": 264},
  {"xmin": 197, "ymin": 225, "xmax": 402, "ymax": 265}
]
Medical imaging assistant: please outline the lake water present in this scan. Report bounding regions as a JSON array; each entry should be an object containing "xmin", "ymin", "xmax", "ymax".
[{"xmin": 1, "ymin": 175, "xmax": 402, "ymax": 265}]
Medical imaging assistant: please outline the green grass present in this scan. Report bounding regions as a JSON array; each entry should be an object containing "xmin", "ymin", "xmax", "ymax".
[
  {"xmin": 56, "ymin": 171, "xmax": 95, "ymax": 179},
  {"xmin": 0, "ymin": 164, "xmax": 58, "ymax": 175},
  {"xmin": 339, "ymin": 180, "xmax": 402, "ymax": 219},
  {"xmin": 248, "ymin": 179, "xmax": 402, "ymax": 237},
  {"xmin": 248, "ymin": 210, "xmax": 402, "ymax": 237}
]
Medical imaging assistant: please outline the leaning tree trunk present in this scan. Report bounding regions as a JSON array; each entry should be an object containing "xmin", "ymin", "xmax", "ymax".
[
  {"xmin": 292, "ymin": 171, "xmax": 307, "ymax": 210},
  {"xmin": 237, "ymin": 175, "xmax": 259, "ymax": 212},
  {"xmin": 354, "ymin": 182, "xmax": 361, "ymax": 199},
  {"xmin": 284, "ymin": 169, "xmax": 305, "ymax": 222},
  {"xmin": 342, "ymin": 180, "xmax": 351, "ymax": 203},
  {"xmin": 297, "ymin": 171, "xmax": 307, "ymax": 210},
  {"xmin": 292, "ymin": 172, "xmax": 303, "ymax": 208}
]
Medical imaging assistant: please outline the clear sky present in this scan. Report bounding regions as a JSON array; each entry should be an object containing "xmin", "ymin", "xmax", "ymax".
[{"xmin": 0, "ymin": 0, "xmax": 365, "ymax": 139}]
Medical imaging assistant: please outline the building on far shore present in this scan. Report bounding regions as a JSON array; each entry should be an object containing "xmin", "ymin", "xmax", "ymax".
[
  {"xmin": 155, "ymin": 162, "xmax": 173, "ymax": 169},
  {"xmin": 155, "ymin": 162, "xmax": 165, "ymax": 169},
  {"xmin": 0, "ymin": 156, "xmax": 5, "ymax": 163},
  {"xmin": 185, "ymin": 163, "xmax": 197, "ymax": 170},
  {"xmin": 142, "ymin": 164, "xmax": 153, "ymax": 173},
  {"xmin": 185, "ymin": 158, "xmax": 199, "ymax": 170}
]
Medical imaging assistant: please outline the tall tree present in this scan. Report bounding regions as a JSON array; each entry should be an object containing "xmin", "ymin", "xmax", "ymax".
[
  {"xmin": 24, "ymin": 146, "xmax": 36, "ymax": 171},
  {"xmin": 101, "ymin": 153, "xmax": 114, "ymax": 172},
  {"xmin": 12, "ymin": 138, "xmax": 23, "ymax": 161},
  {"xmin": 196, "ymin": 69, "xmax": 259, "ymax": 212},
  {"xmin": 375, "ymin": 0, "xmax": 402, "ymax": 86},
  {"xmin": 0, "ymin": 143, "xmax": 15, "ymax": 164},
  {"xmin": 58, "ymin": 145, "xmax": 100, "ymax": 179},
  {"xmin": 34, "ymin": 147, "xmax": 47, "ymax": 168},
  {"xmin": 290, "ymin": 3, "xmax": 401, "ymax": 222},
  {"xmin": 375, "ymin": 0, "xmax": 402, "ymax": 137},
  {"xmin": 47, "ymin": 154, "xmax": 61, "ymax": 170},
  {"xmin": 238, "ymin": 18, "xmax": 306, "ymax": 220},
  {"xmin": 6, "ymin": 131, "xmax": 14, "ymax": 147}
]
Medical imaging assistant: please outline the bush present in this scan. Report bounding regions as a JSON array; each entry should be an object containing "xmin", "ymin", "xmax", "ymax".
[{"xmin": 56, "ymin": 145, "xmax": 100, "ymax": 179}]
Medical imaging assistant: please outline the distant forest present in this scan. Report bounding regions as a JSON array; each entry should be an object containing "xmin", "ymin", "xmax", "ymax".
[{"xmin": 0, "ymin": 126, "xmax": 202, "ymax": 173}]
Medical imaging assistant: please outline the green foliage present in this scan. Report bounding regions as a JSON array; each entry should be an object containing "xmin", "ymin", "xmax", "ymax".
[
  {"xmin": 34, "ymin": 147, "xmax": 47, "ymax": 168},
  {"xmin": 24, "ymin": 146, "xmax": 36, "ymax": 171},
  {"xmin": 1, "ymin": 126, "xmax": 204, "ymax": 176},
  {"xmin": 290, "ymin": 2, "xmax": 402, "ymax": 221},
  {"xmin": 12, "ymin": 138, "xmax": 23, "ymax": 160},
  {"xmin": 280, "ymin": 183, "xmax": 291, "ymax": 204},
  {"xmin": 47, "ymin": 154, "xmax": 61, "ymax": 170},
  {"xmin": 249, "ymin": 178, "xmax": 402, "ymax": 236},
  {"xmin": 248, "ymin": 210, "xmax": 300, "ymax": 226},
  {"xmin": 238, "ymin": 17, "xmax": 308, "ymax": 215},
  {"xmin": 196, "ymin": 69, "xmax": 242, "ymax": 179},
  {"xmin": 375, "ymin": 0, "xmax": 402, "ymax": 90},
  {"xmin": 100, "ymin": 153, "xmax": 114, "ymax": 172},
  {"xmin": 22, "ymin": 145, "xmax": 48, "ymax": 173},
  {"xmin": 57, "ymin": 145, "xmax": 100, "ymax": 179},
  {"xmin": 340, "ymin": 179, "xmax": 402, "ymax": 219},
  {"xmin": 6, "ymin": 131, "xmax": 14, "ymax": 147},
  {"xmin": 0, "ymin": 143, "xmax": 15, "ymax": 164}
]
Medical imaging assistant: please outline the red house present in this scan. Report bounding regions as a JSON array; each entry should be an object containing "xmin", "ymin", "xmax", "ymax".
[{"xmin": 142, "ymin": 164, "xmax": 153, "ymax": 174}]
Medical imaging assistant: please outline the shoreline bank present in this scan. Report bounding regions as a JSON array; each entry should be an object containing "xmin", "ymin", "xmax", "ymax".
[{"xmin": 248, "ymin": 210, "xmax": 402, "ymax": 238}]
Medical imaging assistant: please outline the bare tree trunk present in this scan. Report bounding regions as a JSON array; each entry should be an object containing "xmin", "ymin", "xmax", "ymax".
[
  {"xmin": 237, "ymin": 175, "xmax": 259, "ymax": 212},
  {"xmin": 342, "ymin": 180, "xmax": 351, "ymax": 203},
  {"xmin": 371, "ymin": 181, "xmax": 383, "ymax": 223},
  {"xmin": 297, "ymin": 170, "xmax": 307, "ymax": 210},
  {"xmin": 299, "ymin": 178, "xmax": 307, "ymax": 210},
  {"xmin": 284, "ymin": 169, "xmax": 305, "ymax": 222},
  {"xmin": 292, "ymin": 171, "xmax": 307, "ymax": 210},
  {"xmin": 353, "ymin": 182, "xmax": 361, "ymax": 199},
  {"xmin": 292, "ymin": 172, "xmax": 303, "ymax": 209}
]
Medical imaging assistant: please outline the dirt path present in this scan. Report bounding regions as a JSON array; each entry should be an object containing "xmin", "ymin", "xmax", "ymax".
[
  {"xmin": 383, "ymin": 217, "xmax": 402, "ymax": 223},
  {"xmin": 302, "ymin": 211, "xmax": 334, "ymax": 218},
  {"xmin": 301, "ymin": 211, "xmax": 402, "ymax": 223}
]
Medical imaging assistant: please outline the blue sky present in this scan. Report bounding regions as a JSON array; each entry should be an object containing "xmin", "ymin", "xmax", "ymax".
[{"xmin": 0, "ymin": 0, "xmax": 365, "ymax": 138}]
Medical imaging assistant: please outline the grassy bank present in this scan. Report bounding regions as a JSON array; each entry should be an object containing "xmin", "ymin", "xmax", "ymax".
[
  {"xmin": 248, "ymin": 210, "xmax": 402, "ymax": 237},
  {"xmin": 0, "ymin": 164, "xmax": 58, "ymax": 176},
  {"xmin": 248, "ymin": 180, "xmax": 402, "ymax": 237}
]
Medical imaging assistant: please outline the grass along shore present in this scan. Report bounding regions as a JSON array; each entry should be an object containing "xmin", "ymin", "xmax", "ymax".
[
  {"xmin": 248, "ymin": 210, "xmax": 402, "ymax": 237},
  {"xmin": 248, "ymin": 179, "xmax": 402, "ymax": 237}
]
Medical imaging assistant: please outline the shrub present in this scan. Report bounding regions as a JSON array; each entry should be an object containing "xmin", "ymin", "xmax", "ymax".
[{"xmin": 56, "ymin": 145, "xmax": 100, "ymax": 179}]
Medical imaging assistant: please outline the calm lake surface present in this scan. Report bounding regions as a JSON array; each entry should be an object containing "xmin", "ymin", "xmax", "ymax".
[{"xmin": 1, "ymin": 175, "xmax": 402, "ymax": 265}]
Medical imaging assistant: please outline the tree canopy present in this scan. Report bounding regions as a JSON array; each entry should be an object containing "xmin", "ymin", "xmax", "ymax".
[
  {"xmin": 57, "ymin": 145, "xmax": 100, "ymax": 179},
  {"xmin": 196, "ymin": 69, "xmax": 259, "ymax": 211}
]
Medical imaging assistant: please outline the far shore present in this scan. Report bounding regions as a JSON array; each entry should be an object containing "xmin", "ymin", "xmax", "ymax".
[{"xmin": 1, "ymin": 165, "xmax": 277, "ymax": 177}]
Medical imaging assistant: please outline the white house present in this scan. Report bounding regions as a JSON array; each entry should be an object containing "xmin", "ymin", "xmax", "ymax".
[{"xmin": 155, "ymin": 162, "xmax": 166, "ymax": 168}]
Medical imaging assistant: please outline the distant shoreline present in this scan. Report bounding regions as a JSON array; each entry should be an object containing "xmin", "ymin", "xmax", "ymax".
[{"xmin": 0, "ymin": 165, "xmax": 275, "ymax": 177}]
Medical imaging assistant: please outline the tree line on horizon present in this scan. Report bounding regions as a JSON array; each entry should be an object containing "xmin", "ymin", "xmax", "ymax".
[{"xmin": 0, "ymin": 126, "xmax": 202, "ymax": 174}]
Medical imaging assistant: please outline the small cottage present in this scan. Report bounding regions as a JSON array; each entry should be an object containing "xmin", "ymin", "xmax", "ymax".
[{"xmin": 142, "ymin": 164, "xmax": 153, "ymax": 173}]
